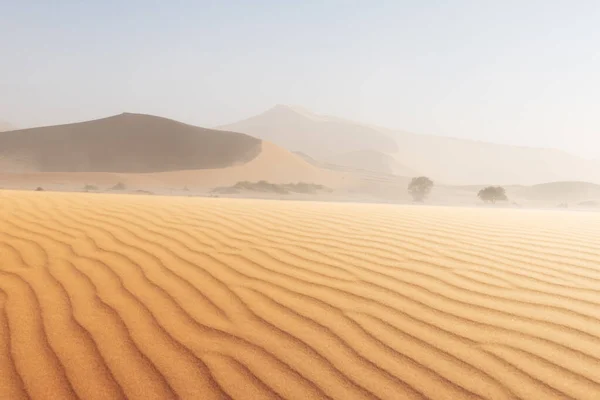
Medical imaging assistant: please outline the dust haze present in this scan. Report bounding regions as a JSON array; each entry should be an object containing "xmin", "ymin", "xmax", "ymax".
[{"xmin": 2, "ymin": 2, "xmax": 600, "ymax": 400}]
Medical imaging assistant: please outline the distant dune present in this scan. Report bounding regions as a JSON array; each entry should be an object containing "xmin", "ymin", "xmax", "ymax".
[
  {"xmin": 0, "ymin": 120, "xmax": 16, "ymax": 132},
  {"xmin": 0, "ymin": 113, "xmax": 261, "ymax": 173},
  {"xmin": 219, "ymin": 104, "xmax": 399, "ymax": 159},
  {"xmin": 325, "ymin": 149, "xmax": 419, "ymax": 176},
  {"xmin": 512, "ymin": 181, "xmax": 600, "ymax": 203},
  {"xmin": 221, "ymin": 105, "xmax": 600, "ymax": 186},
  {"xmin": 389, "ymin": 132, "xmax": 600, "ymax": 186},
  {"xmin": 1, "ymin": 190, "xmax": 599, "ymax": 399},
  {"xmin": 0, "ymin": 113, "xmax": 349, "ymax": 191}
]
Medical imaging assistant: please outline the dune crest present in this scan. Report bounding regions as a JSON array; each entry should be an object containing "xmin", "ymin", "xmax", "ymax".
[
  {"xmin": 0, "ymin": 191, "xmax": 599, "ymax": 399},
  {"xmin": 0, "ymin": 113, "xmax": 261, "ymax": 173}
]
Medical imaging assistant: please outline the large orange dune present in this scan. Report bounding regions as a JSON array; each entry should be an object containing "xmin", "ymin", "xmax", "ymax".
[{"xmin": 0, "ymin": 190, "xmax": 599, "ymax": 399}]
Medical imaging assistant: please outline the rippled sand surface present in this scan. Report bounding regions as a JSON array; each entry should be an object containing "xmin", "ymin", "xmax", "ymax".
[{"xmin": 1, "ymin": 191, "xmax": 599, "ymax": 399}]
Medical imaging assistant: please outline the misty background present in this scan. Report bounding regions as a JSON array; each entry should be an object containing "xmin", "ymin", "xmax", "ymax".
[{"xmin": 1, "ymin": 1, "xmax": 599, "ymax": 159}]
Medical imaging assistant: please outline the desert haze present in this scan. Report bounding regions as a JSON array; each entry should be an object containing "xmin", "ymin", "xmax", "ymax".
[
  {"xmin": 4, "ymin": 1, "xmax": 600, "ymax": 398},
  {"xmin": 221, "ymin": 105, "xmax": 600, "ymax": 186},
  {"xmin": 1, "ymin": 190, "xmax": 599, "ymax": 399}
]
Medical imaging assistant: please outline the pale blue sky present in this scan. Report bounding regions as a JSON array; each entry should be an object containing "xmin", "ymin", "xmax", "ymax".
[{"xmin": 1, "ymin": 1, "xmax": 599, "ymax": 158}]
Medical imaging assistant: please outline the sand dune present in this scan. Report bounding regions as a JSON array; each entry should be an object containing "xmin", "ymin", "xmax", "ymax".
[
  {"xmin": 324, "ymin": 149, "xmax": 419, "ymax": 176},
  {"xmin": 0, "ymin": 113, "xmax": 261, "ymax": 173},
  {"xmin": 221, "ymin": 105, "xmax": 600, "ymax": 185},
  {"xmin": 0, "ymin": 190, "xmax": 599, "ymax": 399},
  {"xmin": 512, "ymin": 181, "xmax": 600, "ymax": 203},
  {"xmin": 219, "ymin": 104, "xmax": 399, "ymax": 159},
  {"xmin": 0, "ymin": 112, "xmax": 349, "ymax": 191},
  {"xmin": 0, "ymin": 142, "xmax": 349, "ymax": 191}
]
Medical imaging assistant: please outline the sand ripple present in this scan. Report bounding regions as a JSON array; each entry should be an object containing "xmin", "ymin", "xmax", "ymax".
[{"xmin": 0, "ymin": 191, "xmax": 599, "ymax": 399}]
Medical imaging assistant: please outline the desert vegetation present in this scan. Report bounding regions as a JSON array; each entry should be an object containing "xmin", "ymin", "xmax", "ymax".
[
  {"xmin": 477, "ymin": 186, "xmax": 508, "ymax": 203},
  {"xmin": 407, "ymin": 176, "xmax": 434, "ymax": 202},
  {"xmin": 110, "ymin": 182, "xmax": 127, "ymax": 191},
  {"xmin": 212, "ymin": 180, "xmax": 332, "ymax": 195}
]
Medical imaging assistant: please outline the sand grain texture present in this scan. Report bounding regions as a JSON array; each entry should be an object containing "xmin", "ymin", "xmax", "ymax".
[{"xmin": 0, "ymin": 190, "xmax": 599, "ymax": 399}]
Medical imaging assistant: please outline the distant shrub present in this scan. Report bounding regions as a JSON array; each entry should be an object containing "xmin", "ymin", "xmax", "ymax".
[
  {"xmin": 235, "ymin": 180, "xmax": 288, "ymax": 194},
  {"xmin": 408, "ymin": 176, "xmax": 434, "ymax": 202},
  {"xmin": 111, "ymin": 182, "xmax": 126, "ymax": 191},
  {"xmin": 212, "ymin": 181, "xmax": 331, "ymax": 195},
  {"xmin": 35, "ymin": 187, "xmax": 44, "ymax": 191},
  {"xmin": 477, "ymin": 186, "xmax": 508, "ymax": 204},
  {"xmin": 84, "ymin": 184, "xmax": 99, "ymax": 191}
]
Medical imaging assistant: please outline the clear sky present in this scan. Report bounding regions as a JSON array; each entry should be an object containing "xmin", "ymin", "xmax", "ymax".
[{"xmin": 1, "ymin": 1, "xmax": 599, "ymax": 158}]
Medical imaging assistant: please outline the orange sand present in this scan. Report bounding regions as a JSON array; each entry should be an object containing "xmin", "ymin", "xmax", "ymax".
[
  {"xmin": 0, "ymin": 142, "xmax": 349, "ymax": 191},
  {"xmin": 0, "ymin": 190, "xmax": 599, "ymax": 399}
]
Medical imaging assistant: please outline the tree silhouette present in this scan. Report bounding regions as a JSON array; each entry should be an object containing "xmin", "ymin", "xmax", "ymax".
[
  {"xmin": 111, "ymin": 182, "xmax": 126, "ymax": 191},
  {"xmin": 477, "ymin": 186, "xmax": 508, "ymax": 204},
  {"xmin": 408, "ymin": 177, "xmax": 434, "ymax": 202}
]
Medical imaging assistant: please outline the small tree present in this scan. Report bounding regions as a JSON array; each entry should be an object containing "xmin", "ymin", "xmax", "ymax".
[
  {"xmin": 408, "ymin": 176, "xmax": 434, "ymax": 202},
  {"xmin": 477, "ymin": 186, "xmax": 508, "ymax": 204},
  {"xmin": 111, "ymin": 182, "xmax": 126, "ymax": 191}
]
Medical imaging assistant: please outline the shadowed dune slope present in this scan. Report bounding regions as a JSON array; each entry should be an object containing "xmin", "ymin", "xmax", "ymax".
[
  {"xmin": 0, "ymin": 113, "xmax": 261, "ymax": 173},
  {"xmin": 0, "ymin": 142, "xmax": 348, "ymax": 190},
  {"xmin": 0, "ymin": 190, "xmax": 599, "ymax": 399}
]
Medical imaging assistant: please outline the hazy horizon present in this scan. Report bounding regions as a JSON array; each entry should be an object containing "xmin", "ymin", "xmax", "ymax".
[{"xmin": 2, "ymin": 1, "xmax": 599, "ymax": 159}]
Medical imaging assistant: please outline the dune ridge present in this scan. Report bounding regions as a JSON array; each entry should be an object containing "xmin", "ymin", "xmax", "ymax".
[
  {"xmin": 0, "ymin": 190, "xmax": 599, "ymax": 399},
  {"xmin": 0, "ymin": 113, "xmax": 261, "ymax": 173}
]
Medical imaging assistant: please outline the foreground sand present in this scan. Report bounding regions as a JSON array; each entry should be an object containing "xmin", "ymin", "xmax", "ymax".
[{"xmin": 0, "ymin": 191, "xmax": 599, "ymax": 399}]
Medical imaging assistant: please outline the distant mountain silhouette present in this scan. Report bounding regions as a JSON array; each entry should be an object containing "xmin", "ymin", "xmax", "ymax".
[
  {"xmin": 0, "ymin": 113, "xmax": 261, "ymax": 173},
  {"xmin": 221, "ymin": 105, "xmax": 600, "ymax": 185},
  {"xmin": 324, "ymin": 149, "xmax": 419, "ymax": 176},
  {"xmin": 219, "ymin": 104, "xmax": 399, "ymax": 158},
  {"xmin": 388, "ymin": 130, "xmax": 600, "ymax": 185}
]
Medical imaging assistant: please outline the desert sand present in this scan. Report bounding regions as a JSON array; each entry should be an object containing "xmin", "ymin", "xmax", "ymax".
[
  {"xmin": 0, "ymin": 190, "xmax": 599, "ymax": 399},
  {"xmin": 0, "ymin": 141, "xmax": 349, "ymax": 193}
]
